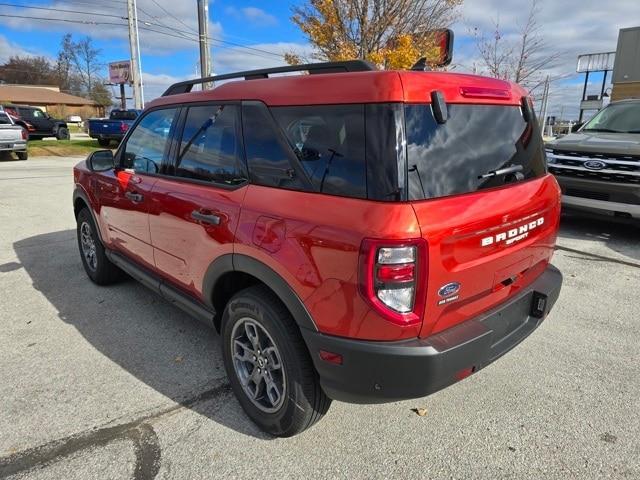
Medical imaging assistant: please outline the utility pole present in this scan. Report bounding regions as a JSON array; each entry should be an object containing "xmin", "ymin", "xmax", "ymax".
[
  {"xmin": 197, "ymin": 0, "xmax": 213, "ymax": 89},
  {"xmin": 127, "ymin": 0, "xmax": 144, "ymax": 108},
  {"xmin": 539, "ymin": 75, "xmax": 550, "ymax": 137}
]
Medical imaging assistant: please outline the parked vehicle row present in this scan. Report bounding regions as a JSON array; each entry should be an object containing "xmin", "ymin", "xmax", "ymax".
[
  {"xmin": 1, "ymin": 104, "xmax": 69, "ymax": 140},
  {"xmin": 73, "ymin": 61, "xmax": 563, "ymax": 437}
]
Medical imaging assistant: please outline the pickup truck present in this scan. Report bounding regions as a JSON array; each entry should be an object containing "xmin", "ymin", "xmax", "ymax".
[
  {"xmin": 546, "ymin": 99, "xmax": 640, "ymax": 222},
  {"xmin": 0, "ymin": 110, "xmax": 28, "ymax": 160},
  {"xmin": 88, "ymin": 109, "xmax": 141, "ymax": 147}
]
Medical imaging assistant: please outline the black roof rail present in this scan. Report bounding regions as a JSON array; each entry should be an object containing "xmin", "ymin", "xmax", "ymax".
[{"xmin": 161, "ymin": 60, "xmax": 377, "ymax": 96}]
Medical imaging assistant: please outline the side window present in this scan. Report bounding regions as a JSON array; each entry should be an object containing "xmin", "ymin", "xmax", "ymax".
[
  {"xmin": 32, "ymin": 109, "xmax": 45, "ymax": 119},
  {"xmin": 272, "ymin": 104, "xmax": 366, "ymax": 199},
  {"xmin": 18, "ymin": 108, "xmax": 33, "ymax": 119},
  {"xmin": 122, "ymin": 108, "xmax": 177, "ymax": 174},
  {"xmin": 242, "ymin": 103, "xmax": 306, "ymax": 190},
  {"xmin": 175, "ymin": 104, "xmax": 246, "ymax": 186}
]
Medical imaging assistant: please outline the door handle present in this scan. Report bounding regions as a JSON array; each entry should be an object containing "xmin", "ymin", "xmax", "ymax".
[
  {"xmin": 191, "ymin": 210, "xmax": 221, "ymax": 226},
  {"xmin": 125, "ymin": 191, "xmax": 144, "ymax": 203}
]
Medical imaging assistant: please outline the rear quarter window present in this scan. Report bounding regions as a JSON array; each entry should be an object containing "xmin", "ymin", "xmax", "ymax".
[
  {"xmin": 405, "ymin": 104, "xmax": 546, "ymax": 200},
  {"xmin": 272, "ymin": 104, "xmax": 367, "ymax": 199}
]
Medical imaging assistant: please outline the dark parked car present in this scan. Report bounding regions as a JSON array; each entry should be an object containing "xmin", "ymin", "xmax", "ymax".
[
  {"xmin": 88, "ymin": 109, "xmax": 141, "ymax": 147},
  {"xmin": 2, "ymin": 104, "xmax": 69, "ymax": 140}
]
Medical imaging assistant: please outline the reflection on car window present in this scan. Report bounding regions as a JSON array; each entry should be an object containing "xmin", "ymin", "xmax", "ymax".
[
  {"xmin": 123, "ymin": 108, "xmax": 176, "ymax": 174},
  {"xmin": 175, "ymin": 105, "xmax": 246, "ymax": 185},
  {"xmin": 0, "ymin": 113, "xmax": 12, "ymax": 125}
]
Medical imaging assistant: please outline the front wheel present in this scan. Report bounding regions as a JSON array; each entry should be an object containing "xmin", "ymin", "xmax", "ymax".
[
  {"xmin": 222, "ymin": 285, "xmax": 331, "ymax": 437},
  {"xmin": 56, "ymin": 127, "xmax": 70, "ymax": 140}
]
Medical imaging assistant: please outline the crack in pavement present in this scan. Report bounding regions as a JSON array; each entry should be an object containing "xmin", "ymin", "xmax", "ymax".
[
  {"xmin": 555, "ymin": 245, "xmax": 640, "ymax": 269},
  {"xmin": 0, "ymin": 382, "xmax": 232, "ymax": 479}
]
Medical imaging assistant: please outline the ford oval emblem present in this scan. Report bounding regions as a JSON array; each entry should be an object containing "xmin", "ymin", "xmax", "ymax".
[
  {"xmin": 438, "ymin": 282, "xmax": 461, "ymax": 298},
  {"xmin": 584, "ymin": 160, "xmax": 606, "ymax": 170}
]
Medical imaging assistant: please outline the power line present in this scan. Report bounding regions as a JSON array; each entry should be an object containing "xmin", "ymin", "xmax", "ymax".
[
  {"xmin": 0, "ymin": 2, "xmax": 287, "ymax": 60},
  {"xmin": 148, "ymin": 0, "xmax": 199, "ymax": 35},
  {"xmin": 0, "ymin": 3, "xmax": 127, "ymax": 19},
  {"xmin": 0, "ymin": 13, "xmax": 127, "ymax": 27}
]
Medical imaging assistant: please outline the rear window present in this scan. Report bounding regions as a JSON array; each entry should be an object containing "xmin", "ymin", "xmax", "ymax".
[
  {"xmin": 111, "ymin": 110, "xmax": 138, "ymax": 120},
  {"xmin": 405, "ymin": 104, "xmax": 546, "ymax": 200}
]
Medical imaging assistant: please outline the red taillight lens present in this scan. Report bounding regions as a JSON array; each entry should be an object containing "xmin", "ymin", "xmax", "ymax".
[
  {"xmin": 359, "ymin": 238, "xmax": 427, "ymax": 326},
  {"xmin": 377, "ymin": 264, "xmax": 415, "ymax": 282},
  {"xmin": 319, "ymin": 350, "xmax": 343, "ymax": 365},
  {"xmin": 120, "ymin": 122, "xmax": 129, "ymax": 133},
  {"xmin": 21, "ymin": 128, "xmax": 27, "ymax": 140}
]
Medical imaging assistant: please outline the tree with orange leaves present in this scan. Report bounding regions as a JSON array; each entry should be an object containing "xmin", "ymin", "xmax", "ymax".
[{"xmin": 287, "ymin": 0, "xmax": 462, "ymax": 69}]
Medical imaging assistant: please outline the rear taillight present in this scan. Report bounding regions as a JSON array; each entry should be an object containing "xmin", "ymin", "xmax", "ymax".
[
  {"xmin": 359, "ymin": 238, "xmax": 427, "ymax": 326},
  {"xmin": 120, "ymin": 122, "xmax": 129, "ymax": 133},
  {"xmin": 20, "ymin": 128, "xmax": 27, "ymax": 140}
]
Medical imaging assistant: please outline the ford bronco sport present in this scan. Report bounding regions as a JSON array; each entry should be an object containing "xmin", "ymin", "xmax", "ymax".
[{"xmin": 73, "ymin": 60, "xmax": 563, "ymax": 437}]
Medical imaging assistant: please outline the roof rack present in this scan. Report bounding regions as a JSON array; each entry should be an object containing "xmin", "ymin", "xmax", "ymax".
[{"xmin": 161, "ymin": 60, "xmax": 376, "ymax": 96}]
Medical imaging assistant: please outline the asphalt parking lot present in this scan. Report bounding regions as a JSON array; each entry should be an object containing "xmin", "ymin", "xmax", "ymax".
[{"xmin": 1, "ymin": 156, "xmax": 638, "ymax": 479}]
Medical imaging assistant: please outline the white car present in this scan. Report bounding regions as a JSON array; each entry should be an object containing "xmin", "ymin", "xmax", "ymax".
[{"xmin": 0, "ymin": 111, "xmax": 27, "ymax": 160}]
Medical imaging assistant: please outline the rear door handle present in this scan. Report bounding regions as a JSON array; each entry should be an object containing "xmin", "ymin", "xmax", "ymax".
[
  {"xmin": 191, "ymin": 210, "xmax": 221, "ymax": 225},
  {"xmin": 125, "ymin": 191, "xmax": 144, "ymax": 203}
]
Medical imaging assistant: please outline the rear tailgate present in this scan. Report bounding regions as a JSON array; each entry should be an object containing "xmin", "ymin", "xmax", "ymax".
[{"xmin": 413, "ymin": 175, "xmax": 560, "ymax": 337}]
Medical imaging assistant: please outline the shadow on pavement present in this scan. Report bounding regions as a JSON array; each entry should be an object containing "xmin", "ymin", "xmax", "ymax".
[
  {"xmin": 13, "ymin": 229, "xmax": 271, "ymax": 442},
  {"xmin": 559, "ymin": 212, "xmax": 640, "ymax": 263}
]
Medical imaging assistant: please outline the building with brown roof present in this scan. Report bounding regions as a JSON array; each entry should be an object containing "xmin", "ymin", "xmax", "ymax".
[{"xmin": 0, "ymin": 84, "xmax": 104, "ymax": 119}]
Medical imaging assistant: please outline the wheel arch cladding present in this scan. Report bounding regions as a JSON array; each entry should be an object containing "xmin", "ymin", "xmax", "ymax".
[
  {"xmin": 73, "ymin": 188, "xmax": 104, "ymax": 244},
  {"xmin": 203, "ymin": 254, "xmax": 318, "ymax": 333}
]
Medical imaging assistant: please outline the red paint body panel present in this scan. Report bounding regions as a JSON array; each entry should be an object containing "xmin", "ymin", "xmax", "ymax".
[
  {"xmin": 147, "ymin": 178, "xmax": 246, "ymax": 297},
  {"xmin": 236, "ymin": 185, "xmax": 422, "ymax": 340}
]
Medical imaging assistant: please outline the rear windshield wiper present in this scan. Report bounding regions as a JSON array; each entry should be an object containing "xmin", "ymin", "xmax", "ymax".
[{"xmin": 478, "ymin": 164, "xmax": 524, "ymax": 180}]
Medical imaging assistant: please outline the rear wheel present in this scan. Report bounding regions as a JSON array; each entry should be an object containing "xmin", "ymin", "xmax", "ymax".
[
  {"xmin": 221, "ymin": 285, "xmax": 331, "ymax": 437},
  {"xmin": 98, "ymin": 138, "xmax": 111, "ymax": 147},
  {"xmin": 16, "ymin": 151, "xmax": 27, "ymax": 160},
  {"xmin": 56, "ymin": 127, "xmax": 70, "ymax": 140},
  {"xmin": 76, "ymin": 208, "xmax": 121, "ymax": 285}
]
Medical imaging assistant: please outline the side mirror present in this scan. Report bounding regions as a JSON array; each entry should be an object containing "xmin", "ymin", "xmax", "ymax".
[
  {"xmin": 88, "ymin": 149, "xmax": 114, "ymax": 172},
  {"xmin": 571, "ymin": 123, "xmax": 583, "ymax": 133}
]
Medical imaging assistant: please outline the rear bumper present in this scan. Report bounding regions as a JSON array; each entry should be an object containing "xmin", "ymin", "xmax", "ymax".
[
  {"xmin": 0, "ymin": 140, "xmax": 27, "ymax": 152},
  {"xmin": 89, "ymin": 133, "xmax": 123, "ymax": 140},
  {"xmin": 302, "ymin": 264, "xmax": 562, "ymax": 404}
]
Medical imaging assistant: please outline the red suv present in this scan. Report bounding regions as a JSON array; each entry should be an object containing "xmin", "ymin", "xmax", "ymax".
[{"xmin": 73, "ymin": 61, "xmax": 563, "ymax": 437}]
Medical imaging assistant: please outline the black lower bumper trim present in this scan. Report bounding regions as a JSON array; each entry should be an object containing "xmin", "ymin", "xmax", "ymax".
[{"xmin": 302, "ymin": 264, "xmax": 563, "ymax": 404}]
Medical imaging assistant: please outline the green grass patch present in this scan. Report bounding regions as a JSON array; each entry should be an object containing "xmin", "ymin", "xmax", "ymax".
[{"xmin": 28, "ymin": 139, "xmax": 107, "ymax": 157}]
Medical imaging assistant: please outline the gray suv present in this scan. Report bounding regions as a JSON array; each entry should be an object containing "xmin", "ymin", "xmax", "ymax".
[{"xmin": 546, "ymin": 99, "xmax": 640, "ymax": 221}]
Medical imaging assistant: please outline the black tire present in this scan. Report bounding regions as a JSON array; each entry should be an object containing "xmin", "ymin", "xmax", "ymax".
[
  {"xmin": 76, "ymin": 208, "xmax": 121, "ymax": 285},
  {"xmin": 98, "ymin": 138, "xmax": 111, "ymax": 147},
  {"xmin": 16, "ymin": 151, "xmax": 27, "ymax": 160},
  {"xmin": 222, "ymin": 285, "xmax": 331, "ymax": 437},
  {"xmin": 56, "ymin": 127, "xmax": 70, "ymax": 140}
]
